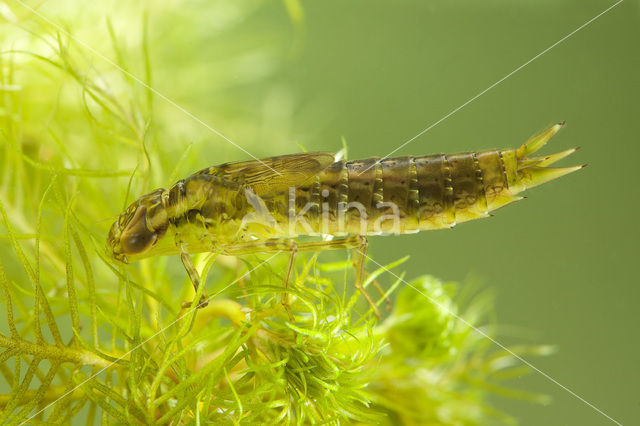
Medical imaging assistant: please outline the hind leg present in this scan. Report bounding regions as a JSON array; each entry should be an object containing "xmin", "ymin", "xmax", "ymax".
[
  {"xmin": 225, "ymin": 236, "xmax": 383, "ymax": 318},
  {"xmin": 224, "ymin": 238, "xmax": 300, "ymax": 321},
  {"xmin": 282, "ymin": 240, "xmax": 298, "ymax": 322},
  {"xmin": 351, "ymin": 236, "xmax": 380, "ymax": 318}
]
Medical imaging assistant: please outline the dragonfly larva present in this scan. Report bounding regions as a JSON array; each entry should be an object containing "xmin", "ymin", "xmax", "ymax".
[{"xmin": 107, "ymin": 123, "xmax": 582, "ymax": 315}]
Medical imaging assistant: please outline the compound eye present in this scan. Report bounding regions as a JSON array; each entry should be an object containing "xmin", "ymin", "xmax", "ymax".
[{"xmin": 120, "ymin": 206, "xmax": 157, "ymax": 255}]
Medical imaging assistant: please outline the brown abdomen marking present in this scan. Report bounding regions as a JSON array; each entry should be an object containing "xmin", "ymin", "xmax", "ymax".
[
  {"xmin": 415, "ymin": 154, "xmax": 455, "ymax": 229},
  {"xmin": 476, "ymin": 150, "xmax": 509, "ymax": 210},
  {"xmin": 446, "ymin": 152, "xmax": 487, "ymax": 222},
  {"xmin": 380, "ymin": 157, "xmax": 414, "ymax": 233},
  {"xmin": 346, "ymin": 158, "xmax": 379, "ymax": 234}
]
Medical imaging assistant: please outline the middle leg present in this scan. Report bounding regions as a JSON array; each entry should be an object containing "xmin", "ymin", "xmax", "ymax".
[{"xmin": 224, "ymin": 236, "xmax": 382, "ymax": 317}]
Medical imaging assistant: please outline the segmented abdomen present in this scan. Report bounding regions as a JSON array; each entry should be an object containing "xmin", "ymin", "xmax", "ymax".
[{"xmin": 279, "ymin": 150, "xmax": 517, "ymax": 237}]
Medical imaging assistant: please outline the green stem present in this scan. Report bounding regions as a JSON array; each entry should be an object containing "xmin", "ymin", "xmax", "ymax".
[
  {"xmin": 0, "ymin": 385, "xmax": 83, "ymax": 408},
  {"xmin": 0, "ymin": 335, "xmax": 111, "ymax": 368}
]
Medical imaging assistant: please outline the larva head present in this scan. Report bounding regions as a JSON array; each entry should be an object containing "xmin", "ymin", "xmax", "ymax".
[{"xmin": 107, "ymin": 189, "xmax": 169, "ymax": 263}]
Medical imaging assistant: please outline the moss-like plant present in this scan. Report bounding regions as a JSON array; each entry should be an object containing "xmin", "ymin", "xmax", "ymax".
[{"xmin": 0, "ymin": 4, "xmax": 550, "ymax": 424}]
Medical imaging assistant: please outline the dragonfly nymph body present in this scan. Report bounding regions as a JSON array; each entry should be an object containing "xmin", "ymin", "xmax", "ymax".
[{"xmin": 107, "ymin": 123, "xmax": 581, "ymax": 315}]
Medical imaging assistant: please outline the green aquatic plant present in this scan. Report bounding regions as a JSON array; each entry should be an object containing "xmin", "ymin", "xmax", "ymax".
[{"xmin": 0, "ymin": 4, "xmax": 551, "ymax": 424}]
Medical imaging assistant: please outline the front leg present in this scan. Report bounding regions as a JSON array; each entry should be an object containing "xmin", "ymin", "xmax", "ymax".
[{"xmin": 180, "ymin": 244, "xmax": 209, "ymax": 309}]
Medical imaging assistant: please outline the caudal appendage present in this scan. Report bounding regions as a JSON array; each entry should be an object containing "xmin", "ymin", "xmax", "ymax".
[
  {"xmin": 487, "ymin": 122, "xmax": 583, "ymax": 212},
  {"xmin": 512, "ymin": 122, "xmax": 584, "ymax": 193}
]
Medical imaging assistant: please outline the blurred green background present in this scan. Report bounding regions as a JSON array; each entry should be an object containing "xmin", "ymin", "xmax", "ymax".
[{"xmin": 5, "ymin": 0, "xmax": 639, "ymax": 424}]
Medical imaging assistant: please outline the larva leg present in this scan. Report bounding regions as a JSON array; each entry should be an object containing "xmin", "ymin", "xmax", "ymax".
[
  {"xmin": 180, "ymin": 246, "xmax": 208, "ymax": 309},
  {"xmin": 224, "ymin": 235, "xmax": 364, "ymax": 255},
  {"xmin": 282, "ymin": 240, "xmax": 298, "ymax": 322},
  {"xmin": 223, "ymin": 238, "xmax": 301, "ymax": 321},
  {"xmin": 370, "ymin": 278, "xmax": 392, "ymax": 312},
  {"xmin": 352, "ymin": 236, "xmax": 380, "ymax": 318},
  {"xmin": 224, "ymin": 236, "xmax": 382, "ymax": 317}
]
